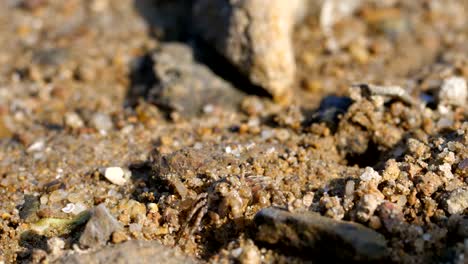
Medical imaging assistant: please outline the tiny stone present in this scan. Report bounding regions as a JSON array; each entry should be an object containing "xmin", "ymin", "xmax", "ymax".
[
  {"xmin": 439, "ymin": 163, "xmax": 454, "ymax": 179},
  {"xmin": 360, "ymin": 167, "xmax": 382, "ymax": 182},
  {"xmin": 438, "ymin": 77, "xmax": 467, "ymax": 106},
  {"xmin": 445, "ymin": 188, "xmax": 468, "ymax": 215},
  {"xmin": 27, "ymin": 140, "xmax": 45, "ymax": 153},
  {"xmin": 64, "ymin": 112, "xmax": 84, "ymax": 129},
  {"xmin": 90, "ymin": 112, "xmax": 113, "ymax": 133},
  {"xmin": 111, "ymin": 230, "xmax": 128, "ymax": 244},
  {"xmin": 104, "ymin": 167, "xmax": 127, "ymax": 186}
]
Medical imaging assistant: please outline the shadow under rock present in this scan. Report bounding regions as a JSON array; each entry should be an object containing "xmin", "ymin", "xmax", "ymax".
[{"xmin": 133, "ymin": 0, "xmax": 193, "ymax": 41}]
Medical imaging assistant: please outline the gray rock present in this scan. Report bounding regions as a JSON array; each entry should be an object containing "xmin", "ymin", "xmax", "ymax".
[
  {"xmin": 55, "ymin": 240, "xmax": 197, "ymax": 264},
  {"xmin": 192, "ymin": 0, "xmax": 304, "ymax": 98},
  {"xmin": 254, "ymin": 207, "xmax": 388, "ymax": 262},
  {"xmin": 148, "ymin": 43, "xmax": 245, "ymax": 117},
  {"xmin": 445, "ymin": 187, "xmax": 468, "ymax": 215},
  {"xmin": 79, "ymin": 204, "xmax": 122, "ymax": 248},
  {"xmin": 19, "ymin": 195, "xmax": 40, "ymax": 223}
]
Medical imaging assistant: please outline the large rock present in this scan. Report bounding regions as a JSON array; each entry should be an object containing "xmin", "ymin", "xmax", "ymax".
[
  {"xmin": 192, "ymin": 0, "xmax": 304, "ymax": 99},
  {"xmin": 254, "ymin": 207, "xmax": 388, "ymax": 262},
  {"xmin": 55, "ymin": 240, "xmax": 197, "ymax": 264},
  {"xmin": 148, "ymin": 43, "xmax": 245, "ymax": 117}
]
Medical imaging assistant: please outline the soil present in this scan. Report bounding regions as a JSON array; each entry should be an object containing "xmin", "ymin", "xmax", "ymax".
[{"xmin": 0, "ymin": 0, "xmax": 467, "ymax": 263}]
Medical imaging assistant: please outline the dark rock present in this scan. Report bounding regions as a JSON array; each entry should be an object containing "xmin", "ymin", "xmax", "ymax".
[
  {"xmin": 79, "ymin": 204, "xmax": 121, "ymax": 248},
  {"xmin": 254, "ymin": 207, "xmax": 388, "ymax": 262},
  {"xmin": 19, "ymin": 195, "xmax": 40, "ymax": 223},
  {"xmin": 147, "ymin": 43, "xmax": 245, "ymax": 118},
  {"xmin": 55, "ymin": 240, "xmax": 197, "ymax": 264}
]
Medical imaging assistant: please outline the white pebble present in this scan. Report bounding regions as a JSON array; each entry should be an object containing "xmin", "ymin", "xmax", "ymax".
[
  {"xmin": 27, "ymin": 140, "xmax": 45, "ymax": 153},
  {"xmin": 104, "ymin": 167, "xmax": 127, "ymax": 186},
  {"xmin": 64, "ymin": 112, "xmax": 84, "ymax": 129},
  {"xmin": 439, "ymin": 163, "xmax": 454, "ymax": 179},
  {"xmin": 91, "ymin": 112, "xmax": 113, "ymax": 134},
  {"xmin": 360, "ymin": 167, "xmax": 382, "ymax": 182},
  {"xmin": 439, "ymin": 77, "xmax": 467, "ymax": 106}
]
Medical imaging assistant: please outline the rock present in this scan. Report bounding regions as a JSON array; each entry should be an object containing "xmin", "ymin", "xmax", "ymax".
[
  {"xmin": 438, "ymin": 77, "xmax": 467, "ymax": 106},
  {"xmin": 64, "ymin": 112, "xmax": 84, "ymax": 130},
  {"xmin": 254, "ymin": 207, "xmax": 388, "ymax": 262},
  {"xmin": 376, "ymin": 201, "xmax": 405, "ymax": 233},
  {"xmin": 55, "ymin": 240, "xmax": 197, "ymax": 264},
  {"xmin": 19, "ymin": 195, "xmax": 40, "ymax": 223},
  {"xmin": 90, "ymin": 113, "xmax": 113, "ymax": 133},
  {"xmin": 148, "ymin": 43, "xmax": 245, "ymax": 117},
  {"xmin": 445, "ymin": 188, "xmax": 468, "ymax": 215},
  {"xmin": 192, "ymin": 0, "xmax": 303, "ymax": 98},
  {"xmin": 356, "ymin": 193, "xmax": 384, "ymax": 222},
  {"xmin": 104, "ymin": 167, "xmax": 127, "ymax": 186},
  {"xmin": 79, "ymin": 204, "xmax": 122, "ymax": 248}
]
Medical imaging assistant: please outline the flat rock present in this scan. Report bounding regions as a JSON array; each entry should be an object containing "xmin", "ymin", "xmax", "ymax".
[
  {"xmin": 254, "ymin": 207, "xmax": 388, "ymax": 262},
  {"xmin": 55, "ymin": 240, "xmax": 197, "ymax": 264},
  {"xmin": 148, "ymin": 43, "xmax": 245, "ymax": 117},
  {"xmin": 192, "ymin": 0, "xmax": 304, "ymax": 98},
  {"xmin": 79, "ymin": 204, "xmax": 122, "ymax": 248}
]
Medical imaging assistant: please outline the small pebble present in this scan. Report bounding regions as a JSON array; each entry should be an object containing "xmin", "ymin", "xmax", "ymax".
[
  {"xmin": 64, "ymin": 112, "xmax": 84, "ymax": 129},
  {"xmin": 438, "ymin": 77, "xmax": 467, "ymax": 106},
  {"xmin": 90, "ymin": 112, "xmax": 113, "ymax": 134},
  {"xmin": 360, "ymin": 167, "xmax": 382, "ymax": 182},
  {"xmin": 446, "ymin": 188, "xmax": 468, "ymax": 214},
  {"xmin": 104, "ymin": 167, "xmax": 127, "ymax": 186},
  {"xmin": 27, "ymin": 140, "xmax": 45, "ymax": 153}
]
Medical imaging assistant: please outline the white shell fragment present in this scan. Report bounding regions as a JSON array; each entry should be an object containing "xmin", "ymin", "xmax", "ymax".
[
  {"xmin": 104, "ymin": 167, "xmax": 127, "ymax": 186},
  {"xmin": 61, "ymin": 203, "xmax": 75, "ymax": 214}
]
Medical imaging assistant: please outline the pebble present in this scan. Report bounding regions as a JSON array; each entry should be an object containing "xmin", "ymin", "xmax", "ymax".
[
  {"xmin": 360, "ymin": 167, "xmax": 382, "ymax": 182},
  {"xmin": 79, "ymin": 204, "xmax": 122, "ymax": 248},
  {"xmin": 90, "ymin": 112, "xmax": 113, "ymax": 133},
  {"xmin": 356, "ymin": 193, "xmax": 384, "ymax": 222},
  {"xmin": 439, "ymin": 163, "xmax": 454, "ymax": 179},
  {"xmin": 146, "ymin": 43, "xmax": 245, "ymax": 118},
  {"xmin": 104, "ymin": 167, "xmax": 127, "ymax": 186},
  {"xmin": 438, "ymin": 77, "xmax": 467, "ymax": 106},
  {"xmin": 64, "ymin": 112, "xmax": 84, "ymax": 129},
  {"xmin": 111, "ymin": 230, "xmax": 128, "ymax": 244},
  {"xmin": 445, "ymin": 188, "xmax": 468, "ymax": 215},
  {"xmin": 26, "ymin": 140, "xmax": 45, "ymax": 153},
  {"xmin": 254, "ymin": 207, "xmax": 388, "ymax": 262}
]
